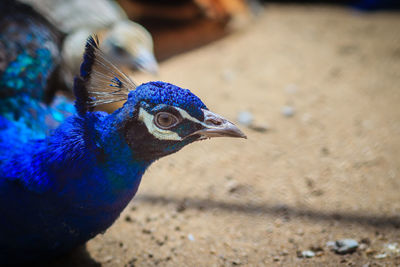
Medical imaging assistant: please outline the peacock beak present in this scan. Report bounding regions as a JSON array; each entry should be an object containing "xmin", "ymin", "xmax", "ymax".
[{"xmin": 190, "ymin": 109, "xmax": 247, "ymax": 139}]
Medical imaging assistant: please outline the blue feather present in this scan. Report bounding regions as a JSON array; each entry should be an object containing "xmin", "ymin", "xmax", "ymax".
[
  {"xmin": 129, "ymin": 81, "xmax": 208, "ymax": 120},
  {"xmin": 0, "ymin": 0, "xmax": 70, "ymax": 135}
]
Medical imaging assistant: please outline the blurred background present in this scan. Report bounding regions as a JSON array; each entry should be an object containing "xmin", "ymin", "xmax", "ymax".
[{"xmin": 31, "ymin": 0, "xmax": 399, "ymax": 266}]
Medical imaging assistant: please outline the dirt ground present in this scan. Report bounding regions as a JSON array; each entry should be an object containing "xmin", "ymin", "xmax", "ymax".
[{"xmin": 50, "ymin": 4, "xmax": 400, "ymax": 266}]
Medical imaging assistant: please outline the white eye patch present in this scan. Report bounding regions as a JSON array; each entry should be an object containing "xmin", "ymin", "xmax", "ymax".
[{"xmin": 138, "ymin": 107, "xmax": 182, "ymax": 141}]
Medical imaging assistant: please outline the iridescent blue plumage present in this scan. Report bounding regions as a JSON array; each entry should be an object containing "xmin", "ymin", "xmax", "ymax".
[
  {"xmin": 0, "ymin": 0, "xmax": 73, "ymax": 136},
  {"xmin": 129, "ymin": 81, "xmax": 207, "ymax": 120},
  {"xmin": 1, "ymin": 28, "xmax": 245, "ymax": 263}
]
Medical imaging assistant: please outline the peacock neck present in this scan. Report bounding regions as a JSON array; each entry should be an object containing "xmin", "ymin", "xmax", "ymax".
[
  {"xmin": 41, "ymin": 110, "xmax": 152, "ymax": 213},
  {"xmin": 93, "ymin": 110, "xmax": 153, "ymax": 200}
]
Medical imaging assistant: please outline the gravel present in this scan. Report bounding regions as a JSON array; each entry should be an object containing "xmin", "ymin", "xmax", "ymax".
[
  {"xmin": 237, "ymin": 111, "xmax": 254, "ymax": 126},
  {"xmin": 237, "ymin": 111, "xmax": 270, "ymax": 133},
  {"xmin": 187, "ymin": 234, "xmax": 195, "ymax": 242},
  {"xmin": 281, "ymin": 106, "xmax": 295, "ymax": 117},
  {"xmin": 328, "ymin": 239, "xmax": 359, "ymax": 254},
  {"xmin": 300, "ymin": 250, "xmax": 316, "ymax": 258}
]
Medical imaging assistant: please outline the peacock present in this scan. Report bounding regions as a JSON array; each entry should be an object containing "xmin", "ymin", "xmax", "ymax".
[
  {"xmin": 0, "ymin": 18, "xmax": 245, "ymax": 267},
  {"xmin": 19, "ymin": 0, "xmax": 159, "ymax": 90}
]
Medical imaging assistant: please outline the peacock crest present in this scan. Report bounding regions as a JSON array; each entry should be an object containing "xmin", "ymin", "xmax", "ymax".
[{"xmin": 77, "ymin": 35, "xmax": 136, "ymax": 108}]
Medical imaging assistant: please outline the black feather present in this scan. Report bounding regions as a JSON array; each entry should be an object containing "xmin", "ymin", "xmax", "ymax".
[
  {"xmin": 73, "ymin": 77, "xmax": 90, "ymax": 116},
  {"xmin": 73, "ymin": 35, "xmax": 100, "ymax": 115},
  {"xmin": 80, "ymin": 35, "xmax": 99, "ymax": 80}
]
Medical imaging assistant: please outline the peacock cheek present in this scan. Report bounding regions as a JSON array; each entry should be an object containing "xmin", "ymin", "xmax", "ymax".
[
  {"xmin": 162, "ymin": 142, "xmax": 184, "ymax": 155},
  {"xmin": 172, "ymin": 120, "xmax": 203, "ymax": 139}
]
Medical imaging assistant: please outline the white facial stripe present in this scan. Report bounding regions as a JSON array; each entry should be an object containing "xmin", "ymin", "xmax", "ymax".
[
  {"xmin": 174, "ymin": 107, "xmax": 201, "ymax": 124},
  {"xmin": 138, "ymin": 107, "xmax": 182, "ymax": 141},
  {"xmin": 175, "ymin": 107, "xmax": 226, "ymax": 130}
]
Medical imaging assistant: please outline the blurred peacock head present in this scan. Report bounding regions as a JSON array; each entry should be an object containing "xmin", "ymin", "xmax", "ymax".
[
  {"xmin": 100, "ymin": 20, "xmax": 158, "ymax": 75},
  {"xmin": 74, "ymin": 36, "xmax": 245, "ymax": 161}
]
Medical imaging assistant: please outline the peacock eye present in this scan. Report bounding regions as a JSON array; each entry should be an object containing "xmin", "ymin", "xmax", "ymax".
[
  {"xmin": 154, "ymin": 112, "xmax": 179, "ymax": 129},
  {"xmin": 113, "ymin": 44, "xmax": 126, "ymax": 55}
]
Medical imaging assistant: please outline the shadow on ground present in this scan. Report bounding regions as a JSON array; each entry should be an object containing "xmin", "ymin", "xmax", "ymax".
[
  {"xmin": 25, "ymin": 192, "xmax": 399, "ymax": 267},
  {"xmin": 136, "ymin": 194, "xmax": 400, "ymax": 229}
]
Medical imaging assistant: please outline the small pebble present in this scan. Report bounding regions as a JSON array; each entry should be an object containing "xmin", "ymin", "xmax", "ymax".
[
  {"xmin": 176, "ymin": 201, "xmax": 186, "ymax": 213},
  {"xmin": 231, "ymin": 259, "xmax": 242, "ymax": 265},
  {"xmin": 359, "ymin": 243, "xmax": 368, "ymax": 250},
  {"xmin": 365, "ymin": 248, "xmax": 376, "ymax": 255},
  {"xmin": 301, "ymin": 250, "xmax": 315, "ymax": 258},
  {"xmin": 226, "ymin": 180, "xmax": 239, "ymax": 193},
  {"xmin": 127, "ymin": 258, "xmax": 137, "ymax": 266},
  {"xmin": 188, "ymin": 234, "xmax": 195, "ymax": 242},
  {"xmin": 320, "ymin": 147, "xmax": 330, "ymax": 156},
  {"xmin": 315, "ymin": 251, "xmax": 324, "ymax": 257},
  {"xmin": 384, "ymin": 242, "xmax": 400, "ymax": 255},
  {"xmin": 374, "ymin": 253, "xmax": 387, "ymax": 259},
  {"xmin": 142, "ymin": 229, "xmax": 152, "ymax": 234},
  {"xmin": 237, "ymin": 111, "xmax": 253, "ymax": 126},
  {"xmin": 249, "ymin": 123, "xmax": 269, "ymax": 133},
  {"xmin": 281, "ymin": 106, "xmax": 295, "ymax": 117},
  {"xmin": 280, "ymin": 250, "xmax": 289, "ymax": 256},
  {"xmin": 326, "ymin": 241, "xmax": 336, "ymax": 248},
  {"xmin": 331, "ymin": 239, "xmax": 359, "ymax": 254}
]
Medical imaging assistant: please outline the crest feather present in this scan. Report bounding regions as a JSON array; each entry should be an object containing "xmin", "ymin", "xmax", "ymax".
[{"xmin": 74, "ymin": 35, "xmax": 136, "ymax": 113}]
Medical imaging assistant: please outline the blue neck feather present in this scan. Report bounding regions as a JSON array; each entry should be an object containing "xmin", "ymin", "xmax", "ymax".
[
  {"xmin": 2, "ymin": 107, "xmax": 151, "ymax": 205},
  {"xmin": 1, "ymin": 109, "xmax": 151, "ymax": 259}
]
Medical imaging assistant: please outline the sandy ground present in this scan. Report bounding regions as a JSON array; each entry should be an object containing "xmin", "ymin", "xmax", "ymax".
[{"xmin": 49, "ymin": 4, "xmax": 400, "ymax": 266}]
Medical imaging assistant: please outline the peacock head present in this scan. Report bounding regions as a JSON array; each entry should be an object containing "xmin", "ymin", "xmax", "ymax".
[
  {"xmin": 75, "ymin": 36, "xmax": 245, "ymax": 161},
  {"xmin": 122, "ymin": 81, "xmax": 245, "ymax": 160},
  {"xmin": 100, "ymin": 20, "xmax": 158, "ymax": 75}
]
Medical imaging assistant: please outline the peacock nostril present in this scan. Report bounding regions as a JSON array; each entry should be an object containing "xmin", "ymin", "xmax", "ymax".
[{"xmin": 205, "ymin": 117, "xmax": 223, "ymax": 126}]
